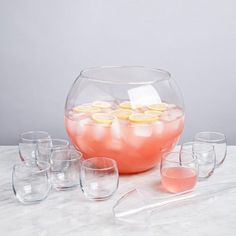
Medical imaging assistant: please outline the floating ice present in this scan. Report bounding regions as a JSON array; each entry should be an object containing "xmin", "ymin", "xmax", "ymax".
[
  {"xmin": 160, "ymin": 112, "xmax": 175, "ymax": 122},
  {"xmin": 168, "ymin": 119, "xmax": 181, "ymax": 132},
  {"xmin": 160, "ymin": 109, "xmax": 180, "ymax": 121},
  {"xmin": 111, "ymin": 120, "xmax": 122, "ymax": 139},
  {"xmin": 171, "ymin": 108, "xmax": 184, "ymax": 118},
  {"xmin": 160, "ymin": 108, "xmax": 183, "ymax": 122},
  {"xmin": 92, "ymin": 124, "xmax": 105, "ymax": 140},
  {"xmin": 107, "ymin": 140, "xmax": 123, "ymax": 152},
  {"xmin": 133, "ymin": 125, "xmax": 152, "ymax": 137},
  {"xmin": 79, "ymin": 118, "xmax": 91, "ymax": 133},
  {"xmin": 70, "ymin": 112, "xmax": 84, "ymax": 120},
  {"xmin": 154, "ymin": 121, "xmax": 165, "ymax": 135},
  {"xmin": 79, "ymin": 117, "xmax": 91, "ymax": 126}
]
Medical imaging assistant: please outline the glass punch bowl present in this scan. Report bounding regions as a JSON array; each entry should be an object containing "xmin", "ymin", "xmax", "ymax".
[{"xmin": 65, "ymin": 66, "xmax": 184, "ymax": 174}]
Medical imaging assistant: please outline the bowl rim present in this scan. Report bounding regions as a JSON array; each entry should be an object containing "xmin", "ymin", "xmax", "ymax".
[{"xmin": 79, "ymin": 65, "xmax": 171, "ymax": 85}]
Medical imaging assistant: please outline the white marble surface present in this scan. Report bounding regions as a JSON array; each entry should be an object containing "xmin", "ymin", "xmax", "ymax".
[{"xmin": 1, "ymin": 146, "xmax": 236, "ymax": 236}]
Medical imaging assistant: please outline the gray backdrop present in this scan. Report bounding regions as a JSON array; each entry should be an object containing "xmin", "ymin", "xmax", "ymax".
[{"xmin": 0, "ymin": 0, "xmax": 235, "ymax": 145}]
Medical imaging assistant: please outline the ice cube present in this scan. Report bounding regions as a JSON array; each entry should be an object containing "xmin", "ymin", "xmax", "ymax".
[
  {"xmin": 166, "ymin": 119, "xmax": 181, "ymax": 132},
  {"xmin": 111, "ymin": 120, "xmax": 122, "ymax": 139},
  {"xmin": 160, "ymin": 108, "xmax": 183, "ymax": 122},
  {"xmin": 160, "ymin": 111, "xmax": 176, "ymax": 122},
  {"xmin": 106, "ymin": 140, "xmax": 123, "ymax": 151},
  {"xmin": 76, "ymin": 139, "xmax": 94, "ymax": 155},
  {"xmin": 66, "ymin": 117, "xmax": 90, "ymax": 137},
  {"xmin": 79, "ymin": 117, "xmax": 91, "ymax": 126},
  {"xmin": 160, "ymin": 110, "xmax": 184, "ymax": 133},
  {"xmin": 133, "ymin": 125, "xmax": 152, "ymax": 137},
  {"xmin": 79, "ymin": 118, "xmax": 91, "ymax": 133},
  {"xmin": 70, "ymin": 112, "xmax": 85, "ymax": 120},
  {"xmin": 66, "ymin": 119, "xmax": 82, "ymax": 137},
  {"xmin": 154, "ymin": 121, "xmax": 164, "ymax": 135},
  {"xmin": 92, "ymin": 124, "xmax": 105, "ymax": 140},
  {"xmin": 169, "ymin": 108, "xmax": 184, "ymax": 119}
]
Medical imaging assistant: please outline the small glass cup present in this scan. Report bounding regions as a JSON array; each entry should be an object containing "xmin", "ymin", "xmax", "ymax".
[
  {"xmin": 160, "ymin": 152, "xmax": 198, "ymax": 193},
  {"xmin": 19, "ymin": 131, "xmax": 51, "ymax": 163},
  {"xmin": 37, "ymin": 139, "xmax": 69, "ymax": 163},
  {"xmin": 50, "ymin": 147, "xmax": 82, "ymax": 191},
  {"xmin": 180, "ymin": 142, "xmax": 216, "ymax": 181},
  {"xmin": 194, "ymin": 132, "xmax": 227, "ymax": 167},
  {"xmin": 12, "ymin": 161, "xmax": 51, "ymax": 204},
  {"xmin": 80, "ymin": 157, "xmax": 119, "ymax": 201}
]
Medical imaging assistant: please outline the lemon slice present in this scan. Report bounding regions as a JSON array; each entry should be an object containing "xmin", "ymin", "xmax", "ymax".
[
  {"xmin": 92, "ymin": 113, "xmax": 115, "ymax": 124},
  {"xmin": 145, "ymin": 110, "xmax": 163, "ymax": 116},
  {"xmin": 119, "ymin": 101, "xmax": 142, "ymax": 109},
  {"xmin": 147, "ymin": 103, "xmax": 167, "ymax": 112},
  {"xmin": 73, "ymin": 105, "xmax": 101, "ymax": 113},
  {"xmin": 111, "ymin": 109, "xmax": 133, "ymax": 120},
  {"xmin": 92, "ymin": 101, "xmax": 112, "ymax": 109},
  {"xmin": 129, "ymin": 113, "xmax": 159, "ymax": 124}
]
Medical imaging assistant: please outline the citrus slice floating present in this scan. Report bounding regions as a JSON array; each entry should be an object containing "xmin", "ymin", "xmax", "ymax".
[
  {"xmin": 145, "ymin": 110, "xmax": 163, "ymax": 116},
  {"xmin": 119, "ymin": 101, "xmax": 142, "ymax": 110},
  {"xmin": 110, "ymin": 109, "xmax": 133, "ymax": 120},
  {"xmin": 92, "ymin": 101, "xmax": 112, "ymax": 109},
  {"xmin": 129, "ymin": 113, "xmax": 159, "ymax": 124},
  {"xmin": 92, "ymin": 113, "xmax": 116, "ymax": 124},
  {"xmin": 147, "ymin": 103, "xmax": 167, "ymax": 112},
  {"xmin": 73, "ymin": 105, "xmax": 101, "ymax": 113}
]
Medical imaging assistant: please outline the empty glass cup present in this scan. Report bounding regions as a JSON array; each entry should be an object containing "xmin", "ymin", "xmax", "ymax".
[
  {"xmin": 50, "ymin": 147, "xmax": 82, "ymax": 191},
  {"xmin": 37, "ymin": 139, "xmax": 69, "ymax": 163},
  {"xmin": 19, "ymin": 131, "xmax": 51, "ymax": 163},
  {"xmin": 160, "ymin": 152, "xmax": 198, "ymax": 193},
  {"xmin": 180, "ymin": 142, "xmax": 216, "ymax": 180},
  {"xmin": 12, "ymin": 161, "xmax": 51, "ymax": 204},
  {"xmin": 80, "ymin": 157, "xmax": 119, "ymax": 201},
  {"xmin": 194, "ymin": 132, "xmax": 227, "ymax": 167}
]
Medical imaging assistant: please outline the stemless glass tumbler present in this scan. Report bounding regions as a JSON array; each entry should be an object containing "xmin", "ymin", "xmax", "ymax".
[
  {"xmin": 80, "ymin": 157, "xmax": 119, "ymax": 200},
  {"xmin": 12, "ymin": 161, "xmax": 51, "ymax": 204},
  {"xmin": 50, "ymin": 148, "xmax": 82, "ymax": 191},
  {"xmin": 37, "ymin": 139, "xmax": 69, "ymax": 163},
  {"xmin": 65, "ymin": 66, "xmax": 185, "ymax": 174},
  {"xmin": 194, "ymin": 132, "xmax": 227, "ymax": 167},
  {"xmin": 161, "ymin": 152, "xmax": 198, "ymax": 193},
  {"xmin": 19, "ymin": 131, "xmax": 51, "ymax": 163},
  {"xmin": 180, "ymin": 142, "xmax": 216, "ymax": 180}
]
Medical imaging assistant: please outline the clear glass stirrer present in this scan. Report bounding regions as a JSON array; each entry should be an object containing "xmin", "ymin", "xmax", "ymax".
[{"xmin": 113, "ymin": 181, "xmax": 236, "ymax": 225}]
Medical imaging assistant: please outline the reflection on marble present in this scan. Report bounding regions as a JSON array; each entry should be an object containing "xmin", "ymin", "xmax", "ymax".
[{"xmin": 0, "ymin": 146, "xmax": 236, "ymax": 236}]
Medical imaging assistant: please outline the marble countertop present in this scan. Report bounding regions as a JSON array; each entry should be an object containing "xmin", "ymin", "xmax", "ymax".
[{"xmin": 1, "ymin": 146, "xmax": 236, "ymax": 236}]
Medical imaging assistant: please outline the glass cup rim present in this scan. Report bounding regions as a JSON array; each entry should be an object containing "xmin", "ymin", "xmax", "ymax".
[
  {"xmin": 80, "ymin": 66, "xmax": 171, "ymax": 85},
  {"xmin": 13, "ymin": 161, "xmax": 51, "ymax": 173},
  {"xmin": 20, "ymin": 131, "xmax": 50, "ymax": 142},
  {"xmin": 37, "ymin": 138, "xmax": 69, "ymax": 150},
  {"xmin": 81, "ymin": 157, "xmax": 117, "ymax": 171},
  {"xmin": 51, "ymin": 149, "xmax": 83, "ymax": 163},
  {"xmin": 181, "ymin": 141, "xmax": 215, "ymax": 153},
  {"xmin": 195, "ymin": 131, "xmax": 226, "ymax": 142},
  {"xmin": 162, "ymin": 151, "xmax": 197, "ymax": 164}
]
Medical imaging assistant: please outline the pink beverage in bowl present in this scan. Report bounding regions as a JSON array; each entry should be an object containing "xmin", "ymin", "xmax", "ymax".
[
  {"xmin": 64, "ymin": 66, "xmax": 185, "ymax": 174},
  {"xmin": 161, "ymin": 152, "xmax": 198, "ymax": 193}
]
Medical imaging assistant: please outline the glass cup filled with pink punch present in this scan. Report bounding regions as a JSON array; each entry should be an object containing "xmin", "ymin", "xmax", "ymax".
[{"xmin": 160, "ymin": 151, "xmax": 198, "ymax": 193}]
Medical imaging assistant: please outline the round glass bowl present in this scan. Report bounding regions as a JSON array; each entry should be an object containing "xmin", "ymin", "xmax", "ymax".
[{"xmin": 65, "ymin": 66, "xmax": 184, "ymax": 174}]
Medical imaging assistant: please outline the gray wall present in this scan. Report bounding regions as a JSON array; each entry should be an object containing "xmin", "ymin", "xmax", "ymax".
[{"xmin": 0, "ymin": 0, "xmax": 235, "ymax": 145}]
